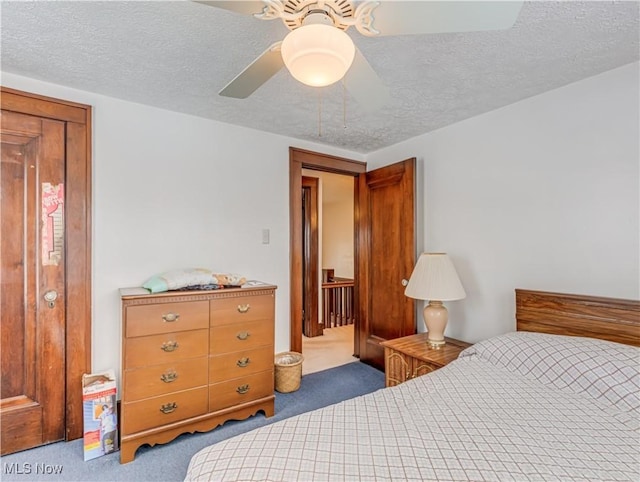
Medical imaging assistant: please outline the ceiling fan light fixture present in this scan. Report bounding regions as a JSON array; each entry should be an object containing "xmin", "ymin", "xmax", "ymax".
[{"xmin": 281, "ymin": 23, "xmax": 355, "ymax": 88}]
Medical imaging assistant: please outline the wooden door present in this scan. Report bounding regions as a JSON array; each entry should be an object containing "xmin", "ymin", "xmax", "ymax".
[
  {"xmin": 356, "ymin": 158, "xmax": 416, "ymax": 369},
  {"xmin": 302, "ymin": 176, "xmax": 322, "ymax": 337},
  {"xmin": 1, "ymin": 110, "xmax": 67, "ymax": 453},
  {"xmin": 0, "ymin": 87, "xmax": 91, "ymax": 452}
]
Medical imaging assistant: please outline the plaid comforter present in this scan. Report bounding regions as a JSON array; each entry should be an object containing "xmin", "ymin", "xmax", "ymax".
[{"xmin": 186, "ymin": 333, "xmax": 639, "ymax": 481}]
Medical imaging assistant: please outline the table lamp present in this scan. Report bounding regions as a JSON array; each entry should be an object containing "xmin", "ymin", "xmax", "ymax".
[{"xmin": 404, "ymin": 253, "xmax": 466, "ymax": 349}]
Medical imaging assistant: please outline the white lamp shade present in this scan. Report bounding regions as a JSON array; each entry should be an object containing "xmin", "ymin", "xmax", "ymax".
[
  {"xmin": 405, "ymin": 253, "xmax": 466, "ymax": 301},
  {"xmin": 281, "ymin": 24, "xmax": 355, "ymax": 87}
]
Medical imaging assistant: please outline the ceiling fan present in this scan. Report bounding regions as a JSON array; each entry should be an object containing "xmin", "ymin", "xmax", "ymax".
[{"xmin": 197, "ymin": 1, "xmax": 523, "ymax": 110}]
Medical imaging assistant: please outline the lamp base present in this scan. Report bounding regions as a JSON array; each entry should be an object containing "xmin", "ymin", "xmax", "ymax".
[
  {"xmin": 423, "ymin": 300, "xmax": 448, "ymax": 350},
  {"xmin": 427, "ymin": 338, "xmax": 446, "ymax": 349}
]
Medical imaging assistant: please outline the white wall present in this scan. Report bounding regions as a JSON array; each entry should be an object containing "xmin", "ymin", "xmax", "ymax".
[
  {"xmin": 323, "ymin": 199, "xmax": 354, "ymax": 279},
  {"xmin": 1, "ymin": 72, "xmax": 364, "ymax": 383},
  {"xmin": 366, "ymin": 62, "xmax": 640, "ymax": 342},
  {"xmin": 302, "ymin": 170, "xmax": 354, "ymax": 279}
]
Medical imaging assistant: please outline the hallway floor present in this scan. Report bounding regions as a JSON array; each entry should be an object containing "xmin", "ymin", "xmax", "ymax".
[{"xmin": 301, "ymin": 324, "xmax": 357, "ymax": 375}]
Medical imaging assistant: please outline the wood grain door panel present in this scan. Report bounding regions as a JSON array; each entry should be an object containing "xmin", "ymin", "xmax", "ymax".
[
  {"xmin": 301, "ymin": 176, "xmax": 321, "ymax": 337},
  {"xmin": 357, "ymin": 158, "xmax": 416, "ymax": 370},
  {"xmin": 1, "ymin": 87, "xmax": 92, "ymax": 446},
  {"xmin": 1, "ymin": 111, "xmax": 67, "ymax": 453}
]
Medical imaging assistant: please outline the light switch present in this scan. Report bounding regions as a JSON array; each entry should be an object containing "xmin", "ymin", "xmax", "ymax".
[{"xmin": 262, "ymin": 229, "xmax": 270, "ymax": 245}]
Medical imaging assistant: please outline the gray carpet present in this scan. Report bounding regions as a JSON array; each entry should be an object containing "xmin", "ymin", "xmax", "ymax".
[{"xmin": 1, "ymin": 362, "xmax": 384, "ymax": 481}]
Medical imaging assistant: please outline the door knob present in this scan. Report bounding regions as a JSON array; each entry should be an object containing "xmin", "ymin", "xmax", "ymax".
[
  {"xmin": 43, "ymin": 290, "xmax": 58, "ymax": 308},
  {"xmin": 401, "ymin": 279, "xmax": 409, "ymax": 287}
]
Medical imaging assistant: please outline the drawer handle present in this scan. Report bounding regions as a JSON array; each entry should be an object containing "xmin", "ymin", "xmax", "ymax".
[
  {"xmin": 236, "ymin": 384, "xmax": 250, "ymax": 394},
  {"xmin": 236, "ymin": 331, "xmax": 250, "ymax": 341},
  {"xmin": 160, "ymin": 371, "xmax": 178, "ymax": 383},
  {"xmin": 237, "ymin": 304, "xmax": 250, "ymax": 313},
  {"xmin": 160, "ymin": 402, "xmax": 177, "ymax": 414},
  {"xmin": 237, "ymin": 357, "xmax": 250, "ymax": 368},
  {"xmin": 162, "ymin": 312, "xmax": 180, "ymax": 322},
  {"xmin": 160, "ymin": 341, "xmax": 179, "ymax": 352}
]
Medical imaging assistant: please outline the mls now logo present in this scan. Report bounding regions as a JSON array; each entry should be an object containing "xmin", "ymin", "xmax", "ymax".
[{"xmin": 3, "ymin": 462, "xmax": 63, "ymax": 475}]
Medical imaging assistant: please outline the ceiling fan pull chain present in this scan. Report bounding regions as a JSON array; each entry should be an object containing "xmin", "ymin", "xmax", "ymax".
[
  {"xmin": 318, "ymin": 88, "xmax": 323, "ymax": 137},
  {"xmin": 342, "ymin": 79, "xmax": 347, "ymax": 129}
]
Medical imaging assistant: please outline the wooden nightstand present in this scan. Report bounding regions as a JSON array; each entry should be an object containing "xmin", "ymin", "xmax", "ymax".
[{"xmin": 381, "ymin": 333, "xmax": 471, "ymax": 387}]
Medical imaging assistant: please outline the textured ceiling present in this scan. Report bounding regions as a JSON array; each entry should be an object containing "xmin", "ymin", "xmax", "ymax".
[{"xmin": 1, "ymin": 1, "xmax": 638, "ymax": 153}]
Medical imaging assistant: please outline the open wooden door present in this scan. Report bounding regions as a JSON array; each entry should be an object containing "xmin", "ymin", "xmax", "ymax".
[{"xmin": 356, "ymin": 158, "xmax": 416, "ymax": 369}]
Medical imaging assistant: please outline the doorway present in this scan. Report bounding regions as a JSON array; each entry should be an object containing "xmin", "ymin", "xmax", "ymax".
[
  {"xmin": 290, "ymin": 148, "xmax": 365, "ymax": 358},
  {"xmin": 290, "ymin": 147, "xmax": 417, "ymax": 371},
  {"xmin": 0, "ymin": 88, "xmax": 92, "ymax": 453},
  {"xmin": 301, "ymin": 170, "xmax": 356, "ymax": 374}
]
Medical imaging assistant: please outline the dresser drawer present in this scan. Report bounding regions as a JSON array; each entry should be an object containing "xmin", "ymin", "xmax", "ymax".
[
  {"xmin": 210, "ymin": 319, "xmax": 273, "ymax": 354},
  {"xmin": 124, "ymin": 329, "xmax": 208, "ymax": 369},
  {"xmin": 209, "ymin": 371, "xmax": 273, "ymax": 412},
  {"xmin": 210, "ymin": 294, "xmax": 274, "ymax": 326},
  {"xmin": 209, "ymin": 346, "xmax": 273, "ymax": 384},
  {"xmin": 126, "ymin": 301, "xmax": 209, "ymax": 337},
  {"xmin": 122, "ymin": 386, "xmax": 208, "ymax": 434},
  {"xmin": 124, "ymin": 357, "xmax": 208, "ymax": 401}
]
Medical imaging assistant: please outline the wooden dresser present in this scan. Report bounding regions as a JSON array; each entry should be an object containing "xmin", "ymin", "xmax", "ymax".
[{"xmin": 119, "ymin": 284, "xmax": 276, "ymax": 463}]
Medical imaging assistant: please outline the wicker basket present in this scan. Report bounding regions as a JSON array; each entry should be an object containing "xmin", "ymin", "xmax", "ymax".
[{"xmin": 274, "ymin": 352, "xmax": 304, "ymax": 393}]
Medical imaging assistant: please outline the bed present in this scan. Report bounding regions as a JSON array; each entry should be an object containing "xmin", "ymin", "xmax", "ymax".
[{"xmin": 185, "ymin": 290, "xmax": 640, "ymax": 481}]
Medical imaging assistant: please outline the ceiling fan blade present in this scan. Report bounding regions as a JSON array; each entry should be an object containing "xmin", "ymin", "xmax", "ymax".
[
  {"xmin": 343, "ymin": 48, "xmax": 390, "ymax": 112},
  {"xmin": 358, "ymin": 1, "xmax": 523, "ymax": 37},
  {"xmin": 193, "ymin": 1, "xmax": 267, "ymax": 16},
  {"xmin": 219, "ymin": 42, "xmax": 284, "ymax": 98}
]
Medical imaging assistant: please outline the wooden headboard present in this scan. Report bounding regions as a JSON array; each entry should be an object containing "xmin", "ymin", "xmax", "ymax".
[{"xmin": 516, "ymin": 289, "xmax": 640, "ymax": 347}]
